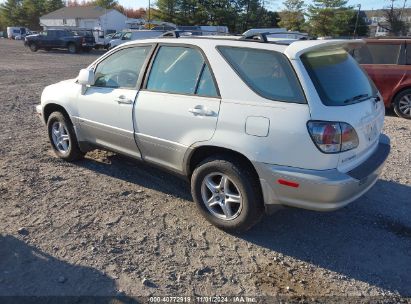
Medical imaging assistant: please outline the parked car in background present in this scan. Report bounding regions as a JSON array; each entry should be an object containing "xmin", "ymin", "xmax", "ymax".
[
  {"xmin": 351, "ymin": 38, "xmax": 411, "ymax": 119},
  {"xmin": 108, "ymin": 30, "xmax": 165, "ymax": 49},
  {"xmin": 36, "ymin": 35, "xmax": 390, "ymax": 232},
  {"xmin": 7, "ymin": 26, "xmax": 30, "ymax": 39},
  {"xmin": 24, "ymin": 29, "xmax": 95, "ymax": 54},
  {"xmin": 103, "ymin": 31, "xmax": 122, "ymax": 49}
]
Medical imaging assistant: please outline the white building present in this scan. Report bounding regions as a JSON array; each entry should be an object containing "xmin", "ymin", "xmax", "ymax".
[{"xmin": 40, "ymin": 6, "xmax": 127, "ymax": 36}]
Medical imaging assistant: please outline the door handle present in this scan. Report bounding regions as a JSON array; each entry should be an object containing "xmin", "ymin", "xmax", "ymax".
[
  {"xmin": 116, "ymin": 95, "xmax": 133, "ymax": 104},
  {"xmin": 189, "ymin": 105, "xmax": 215, "ymax": 116}
]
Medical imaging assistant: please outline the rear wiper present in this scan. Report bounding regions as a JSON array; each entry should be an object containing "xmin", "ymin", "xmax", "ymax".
[{"xmin": 343, "ymin": 94, "xmax": 369, "ymax": 104}]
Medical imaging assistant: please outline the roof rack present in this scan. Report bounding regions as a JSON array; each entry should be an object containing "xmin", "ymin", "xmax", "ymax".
[
  {"xmin": 159, "ymin": 30, "xmax": 306, "ymax": 45},
  {"xmin": 161, "ymin": 30, "xmax": 234, "ymax": 38}
]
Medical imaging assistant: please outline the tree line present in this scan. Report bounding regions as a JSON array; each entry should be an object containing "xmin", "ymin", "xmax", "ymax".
[{"xmin": 0, "ymin": 0, "xmax": 408, "ymax": 37}]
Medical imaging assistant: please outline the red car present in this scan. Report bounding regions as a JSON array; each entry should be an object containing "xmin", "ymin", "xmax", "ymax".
[{"xmin": 351, "ymin": 38, "xmax": 411, "ymax": 119}]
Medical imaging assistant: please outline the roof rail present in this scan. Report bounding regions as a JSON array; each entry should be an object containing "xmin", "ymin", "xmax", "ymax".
[
  {"xmin": 240, "ymin": 32, "xmax": 269, "ymax": 43},
  {"xmin": 161, "ymin": 30, "xmax": 233, "ymax": 38},
  {"xmin": 161, "ymin": 30, "xmax": 181, "ymax": 38}
]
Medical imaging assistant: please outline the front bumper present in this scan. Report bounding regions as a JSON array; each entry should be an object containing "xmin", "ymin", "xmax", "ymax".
[{"xmin": 255, "ymin": 134, "xmax": 390, "ymax": 211}]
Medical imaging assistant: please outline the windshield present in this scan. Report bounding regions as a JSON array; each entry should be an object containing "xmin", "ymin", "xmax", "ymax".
[{"xmin": 301, "ymin": 49, "xmax": 377, "ymax": 106}]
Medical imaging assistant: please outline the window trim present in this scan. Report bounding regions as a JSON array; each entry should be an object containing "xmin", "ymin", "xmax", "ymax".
[
  {"xmin": 216, "ymin": 45, "xmax": 307, "ymax": 104},
  {"xmin": 141, "ymin": 43, "xmax": 221, "ymax": 99},
  {"xmin": 90, "ymin": 43, "xmax": 156, "ymax": 91}
]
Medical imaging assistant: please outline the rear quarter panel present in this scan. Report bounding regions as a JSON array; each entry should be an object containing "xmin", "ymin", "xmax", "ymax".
[{"xmin": 362, "ymin": 64, "xmax": 411, "ymax": 107}]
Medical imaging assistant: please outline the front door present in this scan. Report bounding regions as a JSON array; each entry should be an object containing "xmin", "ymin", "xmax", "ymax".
[
  {"xmin": 134, "ymin": 45, "xmax": 221, "ymax": 172},
  {"xmin": 77, "ymin": 45, "xmax": 153, "ymax": 158}
]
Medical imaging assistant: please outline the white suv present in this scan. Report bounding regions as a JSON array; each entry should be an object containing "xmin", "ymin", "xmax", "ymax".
[{"xmin": 36, "ymin": 33, "xmax": 390, "ymax": 232}]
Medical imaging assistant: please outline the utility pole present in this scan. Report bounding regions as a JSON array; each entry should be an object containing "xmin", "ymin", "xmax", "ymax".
[
  {"xmin": 354, "ymin": 4, "xmax": 362, "ymax": 38},
  {"xmin": 148, "ymin": 0, "xmax": 151, "ymax": 29}
]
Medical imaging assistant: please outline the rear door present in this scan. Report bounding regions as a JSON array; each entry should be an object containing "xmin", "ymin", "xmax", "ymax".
[
  {"xmin": 352, "ymin": 41, "xmax": 405, "ymax": 105},
  {"xmin": 133, "ymin": 44, "xmax": 221, "ymax": 173}
]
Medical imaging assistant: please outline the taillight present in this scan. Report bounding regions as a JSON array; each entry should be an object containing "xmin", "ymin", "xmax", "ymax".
[{"xmin": 307, "ymin": 121, "xmax": 359, "ymax": 153}]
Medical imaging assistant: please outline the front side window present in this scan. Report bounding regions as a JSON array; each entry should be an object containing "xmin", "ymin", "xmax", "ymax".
[
  {"xmin": 217, "ymin": 46, "xmax": 306, "ymax": 103},
  {"xmin": 122, "ymin": 32, "xmax": 132, "ymax": 40},
  {"xmin": 94, "ymin": 46, "xmax": 152, "ymax": 88},
  {"xmin": 112, "ymin": 32, "xmax": 122, "ymax": 39},
  {"xmin": 302, "ymin": 49, "xmax": 377, "ymax": 106},
  {"xmin": 146, "ymin": 46, "xmax": 218, "ymax": 97},
  {"xmin": 352, "ymin": 43, "xmax": 401, "ymax": 64}
]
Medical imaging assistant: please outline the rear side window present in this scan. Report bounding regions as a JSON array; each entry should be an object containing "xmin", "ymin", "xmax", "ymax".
[
  {"xmin": 217, "ymin": 46, "xmax": 305, "ymax": 103},
  {"xmin": 352, "ymin": 43, "xmax": 401, "ymax": 64},
  {"xmin": 146, "ymin": 46, "xmax": 218, "ymax": 97}
]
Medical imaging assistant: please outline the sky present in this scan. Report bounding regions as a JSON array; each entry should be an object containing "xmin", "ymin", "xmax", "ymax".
[
  {"xmin": 0, "ymin": 0, "xmax": 401, "ymax": 12},
  {"xmin": 119, "ymin": 0, "xmax": 397, "ymax": 11}
]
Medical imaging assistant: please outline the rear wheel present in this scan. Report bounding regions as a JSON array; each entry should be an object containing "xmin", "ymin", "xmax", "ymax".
[
  {"xmin": 47, "ymin": 112, "xmax": 84, "ymax": 161},
  {"xmin": 393, "ymin": 89, "xmax": 411, "ymax": 119},
  {"xmin": 29, "ymin": 43, "xmax": 38, "ymax": 52},
  {"xmin": 191, "ymin": 155, "xmax": 264, "ymax": 232},
  {"xmin": 67, "ymin": 43, "xmax": 77, "ymax": 54}
]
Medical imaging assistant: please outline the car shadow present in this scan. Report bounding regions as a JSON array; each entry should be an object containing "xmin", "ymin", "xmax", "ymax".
[
  {"xmin": 75, "ymin": 153, "xmax": 411, "ymax": 296},
  {"xmin": 0, "ymin": 234, "xmax": 137, "ymax": 302},
  {"xmin": 77, "ymin": 152, "xmax": 193, "ymax": 201}
]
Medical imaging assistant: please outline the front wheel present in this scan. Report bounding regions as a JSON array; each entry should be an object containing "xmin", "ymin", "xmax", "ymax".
[
  {"xmin": 29, "ymin": 43, "xmax": 38, "ymax": 52},
  {"xmin": 47, "ymin": 112, "xmax": 84, "ymax": 161},
  {"xmin": 393, "ymin": 89, "xmax": 411, "ymax": 119},
  {"xmin": 191, "ymin": 156, "xmax": 264, "ymax": 232}
]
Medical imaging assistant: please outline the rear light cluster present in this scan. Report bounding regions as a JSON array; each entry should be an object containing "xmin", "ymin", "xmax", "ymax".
[{"xmin": 307, "ymin": 121, "xmax": 359, "ymax": 153}]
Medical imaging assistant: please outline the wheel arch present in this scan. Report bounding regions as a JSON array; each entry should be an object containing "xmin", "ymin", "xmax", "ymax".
[
  {"xmin": 185, "ymin": 145, "xmax": 261, "ymax": 182},
  {"xmin": 392, "ymin": 86, "xmax": 411, "ymax": 107},
  {"xmin": 43, "ymin": 103, "xmax": 72, "ymax": 125}
]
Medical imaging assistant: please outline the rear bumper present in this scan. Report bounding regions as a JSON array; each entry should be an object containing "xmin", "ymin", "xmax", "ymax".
[{"xmin": 255, "ymin": 134, "xmax": 390, "ymax": 211}]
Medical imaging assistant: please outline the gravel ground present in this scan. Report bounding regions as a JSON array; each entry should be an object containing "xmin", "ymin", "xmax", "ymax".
[{"xmin": 0, "ymin": 39, "xmax": 411, "ymax": 302}]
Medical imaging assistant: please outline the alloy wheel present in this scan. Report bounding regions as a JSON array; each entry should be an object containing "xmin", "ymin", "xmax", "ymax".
[
  {"xmin": 51, "ymin": 121, "xmax": 70, "ymax": 154},
  {"xmin": 200, "ymin": 173, "xmax": 243, "ymax": 221},
  {"xmin": 398, "ymin": 94, "xmax": 411, "ymax": 117}
]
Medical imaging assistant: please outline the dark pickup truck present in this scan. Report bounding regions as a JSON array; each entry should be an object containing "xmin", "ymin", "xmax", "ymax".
[{"xmin": 24, "ymin": 29, "xmax": 95, "ymax": 54}]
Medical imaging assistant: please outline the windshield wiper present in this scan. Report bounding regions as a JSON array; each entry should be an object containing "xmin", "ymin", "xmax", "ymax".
[{"xmin": 343, "ymin": 94, "xmax": 369, "ymax": 104}]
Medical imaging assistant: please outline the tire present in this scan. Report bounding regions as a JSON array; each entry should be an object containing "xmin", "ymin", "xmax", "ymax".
[
  {"xmin": 191, "ymin": 155, "xmax": 264, "ymax": 233},
  {"xmin": 29, "ymin": 43, "xmax": 38, "ymax": 52},
  {"xmin": 393, "ymin": 89, "xmax": 411, "ymax": 119},
  {"xmin": 67, "ymin": 43, "xmax": 78, "ymax": 54},
  {"xmin": 47, "ymin": 112, "xmax": 84, "ymax": 161}
]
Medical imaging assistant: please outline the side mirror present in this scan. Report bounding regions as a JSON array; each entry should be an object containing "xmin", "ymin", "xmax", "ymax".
[
  {"xmin": 78, "ymin": 69, "xmax": 94, "ymax": 86},
  {"xmin": 78, "ymin": 69, "xmax": 94, "ymax": 94}
]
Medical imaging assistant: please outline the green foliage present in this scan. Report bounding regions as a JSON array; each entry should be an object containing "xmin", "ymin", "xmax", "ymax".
[
  {"xmin": 383, "ymin": 3, "xmax": 408, "ymax": 36},
  {"xmin": 154, "ymin": 0, "xmax": 279, "ymax": 33},
  {"xmin": 93, "ymin": 0, "xmax": 118, "ymax": 9},
  {"xmin": 278, "ymin": 0, "xmax": 305, "ymax": 31},
  {"xmin": 306, "ymin": 0, "xmax": 366, "ymax": 37},
  {"xmin": 0, "ymin": 0, "xmax": 64, "ymax": 30}
]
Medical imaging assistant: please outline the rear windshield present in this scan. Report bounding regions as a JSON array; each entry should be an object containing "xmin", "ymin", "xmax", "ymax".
[{"xmin": 301, "ymin": 49, "xmax": 377, "ymax": 106}]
